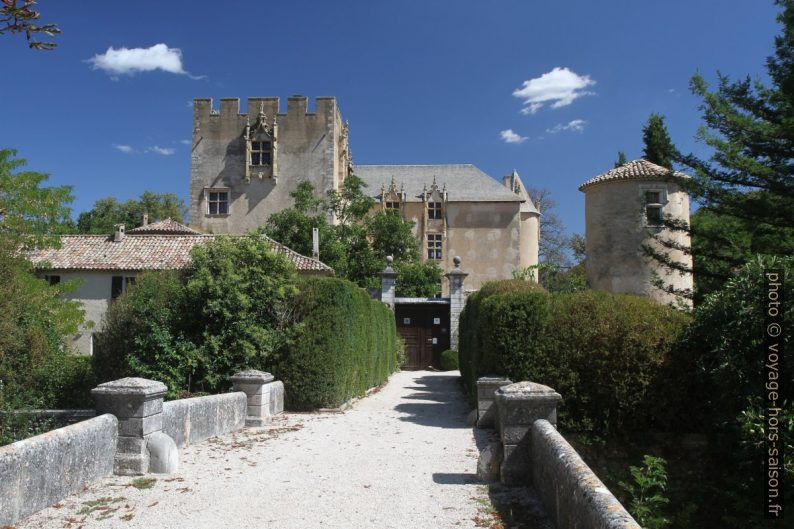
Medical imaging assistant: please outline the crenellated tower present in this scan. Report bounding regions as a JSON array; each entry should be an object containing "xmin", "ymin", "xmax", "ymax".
[{"xmin": 188, "ymin": 96, "xmax": 351, "ymax": 233}]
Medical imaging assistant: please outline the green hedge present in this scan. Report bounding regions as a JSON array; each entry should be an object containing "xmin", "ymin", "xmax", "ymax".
[
  {"xmin": 440, "ymin": 349, "xmax": 458, "ymax": 371},
  {"xmin": 275, "ymin": 277, "xmax": 398, "ymax": 410},
  {"xmin": 459, "ymin": 281, "xmax": 691, "ymax": 435}
]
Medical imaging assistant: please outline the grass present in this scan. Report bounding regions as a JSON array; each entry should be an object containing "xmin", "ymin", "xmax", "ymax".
[
  {"xmin": 130, "ymin": 477, "xmax": 157, "ymax": 489},
  {"xmin": 77, "ymin": 496, "xmax": 125, "ymax": 515}
]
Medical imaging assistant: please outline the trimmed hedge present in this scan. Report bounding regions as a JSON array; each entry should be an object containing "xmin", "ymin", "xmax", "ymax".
[
  {"xmin": 275, "ymin": 277, "xmax": 398, "ymax": 410},
  {"xmin": 459, "ymin": 281, "xmax": 691, "ymax": 435},
  {"xmin": 440, "ymin": 350, "xmax": 459, "ymax": 371}
]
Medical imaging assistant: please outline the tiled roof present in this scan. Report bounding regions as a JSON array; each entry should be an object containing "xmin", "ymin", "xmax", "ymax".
[
  {"xmin": 355, "ymin": 164, "xmax": 522, "ymax": 202},
  {"xmin": 127, "ymin": 218, "xmax": 202, "ymax": 235},
  {"xmin": 28, "ymin": 234, "xmax": 333, "ymax": 274},
  {"xmin": 579, "ymin": 159, "xmax": 688, "ymax": 191}
]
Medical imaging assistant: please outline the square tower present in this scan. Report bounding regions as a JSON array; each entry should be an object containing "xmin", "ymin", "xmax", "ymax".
[{"xmin": 188, "ymin": 96, "xmax": 352, "ymax": 233}]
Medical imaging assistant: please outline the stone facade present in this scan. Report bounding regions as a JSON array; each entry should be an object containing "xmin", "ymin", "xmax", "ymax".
[
  {"xmin": 580, "ymin": 159, "xmax": 693, "ymax": 306},
  {"xmin": 188, "ymin": 96, "xmax": 541, "ymax": 294},
  {"xmin": 189, "ymin": 96, "xmax": 351, "ymax": 234}
]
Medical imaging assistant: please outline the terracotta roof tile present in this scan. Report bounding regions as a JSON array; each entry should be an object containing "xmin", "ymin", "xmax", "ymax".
[
  {"xmin": 579, "ymin": 159, "xmax": 688, "ymax": 191},
  {"xmin": 28, "ymin": 234, "xmax": 333, "ymax": 273},
  {"xmin": 127, "ymin": 218, "xmax": 202, "ymax": 235}
]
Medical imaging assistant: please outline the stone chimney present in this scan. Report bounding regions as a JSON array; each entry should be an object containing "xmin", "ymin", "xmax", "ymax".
[
  {"xmin": 142, "ymin": 213, "xmax": 149, "ymax": 227},
  {"xmin": 312, "ymin": 227, "xmax": 319, "ymax": 260},
  {"xmin": 113, "ymin": 224, "xmax": 125, "ymax": 242}
]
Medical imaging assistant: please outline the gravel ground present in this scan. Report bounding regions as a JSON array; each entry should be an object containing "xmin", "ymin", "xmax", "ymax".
[{"xmin": 17, "ymin": 370, "xmax": 503, "ymax": 529}]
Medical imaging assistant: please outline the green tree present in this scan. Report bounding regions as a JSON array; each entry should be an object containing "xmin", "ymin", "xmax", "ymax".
[
  {"xmin": 0, "ymin": 1, "xmax": 60, "ymax": 50},
  {"xmin": 76, "ymin": 191, "xmax": 188, "ymax": 234},
  {"xmin": 614, "ymin": 150, "xmax": 628, "ymax": 168},
  {"xmin": 0, "ymin": 148, "xmax": 73, "ymax": 250},
  {"xmin": 642, "ymin": 114, "xmax": 675, "ymax": 169}
]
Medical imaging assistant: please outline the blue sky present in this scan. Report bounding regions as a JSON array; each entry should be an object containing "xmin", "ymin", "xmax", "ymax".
[{"xmin": 0, "ymin": 1, "xmax": 781, "ymax": 237}]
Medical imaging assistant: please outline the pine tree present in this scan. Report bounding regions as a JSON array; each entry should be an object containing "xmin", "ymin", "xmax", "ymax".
[
  {"xmin": 614, "ymin": 151, "xmax": 628, "ymax": 168},
  {"xmin": 646, "ymin": 0, "xmax": 794, "ymax": 301},
  {"xmin": 642, "ymin": 114, "xmax": 675, "ymax": 169}
]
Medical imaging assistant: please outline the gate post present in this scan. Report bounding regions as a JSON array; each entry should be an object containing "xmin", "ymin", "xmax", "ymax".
[
  {"xmin": 380, "ymin": 255, "xmax": 397, "ymax": 309},
  {"xmin": 445, "ymin": 256, "xmax": 468, "ymax": 350}
]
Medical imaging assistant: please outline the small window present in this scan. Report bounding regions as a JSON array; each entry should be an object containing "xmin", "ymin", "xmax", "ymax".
[
  {"xmin": 251, "ymin": 141, "xmax": 272, "ymax": 166},
  {"xmin": 386, "ymin": 201, "xmax": 400, "ymax": 210},
  {"xmin": 44, "ymin": 274, "xmax": 61, "ymax": 285},
  {"xmin": 111, "ymin": 275, "xmax": 137, "ymax": 300},
  {"xmin": 207, "ymin": 190, "xmax": 229, "ymax": 215},
  {"xmin": 427, "ymin": 233, "xmax": 443, "ymax": 260},
  {"xmin": 644, "ymin": 190, "xmax": 663, "ymax": 225},
  {"xmin": 428, "ymin": 201, "xmax": 442, "ymax": 220}
]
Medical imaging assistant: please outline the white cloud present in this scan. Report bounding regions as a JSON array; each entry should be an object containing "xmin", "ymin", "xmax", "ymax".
[
  {"xmin": 546, "ymin": 119, "xmax": 587, "ymax": 134},
  {"xmin": 87, "ymin": 43, "xmax": 199, "ymax": 78},
  {"xmin": 500, "ymin": 129, "xmax": 528, "ymax": 144},
  {"xmin": 513, "ymin": 67, "xmax": 595, "ymax": 114},
  {"xmin": 180, "ymin": 139, "xmax": 191, "ymax": 145},
  {"xmin": 148, "ymin": 146, "xmax": 175, "ymax": 156},
  {"xmin": 113, "ymin": 144, "xmax": 134, "ymax": 154}
]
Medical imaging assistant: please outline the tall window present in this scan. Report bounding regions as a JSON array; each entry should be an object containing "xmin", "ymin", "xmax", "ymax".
[
  {"xmin": 207, "ymin": 190, "xmax": 229, "ymax": 215},
  {"xmin": 427, "ymin": 233, "xmax": 443, "ymax": 260},
  {"xmin": 428, "ymin": 201, "xmax": 442, "ymax": 219},
  {"xmin": 645, "ymin": 190, "xmax": 663, "ymax": 225},
  {"xmin": 251, "ymin": 141, "xmax": 272, "ymax": 166}
]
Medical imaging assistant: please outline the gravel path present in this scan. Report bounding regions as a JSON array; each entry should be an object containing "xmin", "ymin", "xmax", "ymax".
[{"xmin": 18, "ymin": 371, "xmax": 498, "ymax": 529}]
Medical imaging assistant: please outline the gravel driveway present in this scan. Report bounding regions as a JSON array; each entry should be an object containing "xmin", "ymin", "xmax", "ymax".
[{"xmin": 17, "ymin": 370, "xmax": 496, "ymax": 529}]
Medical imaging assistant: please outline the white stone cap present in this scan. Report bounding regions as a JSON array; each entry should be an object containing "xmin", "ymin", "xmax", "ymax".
[
  {"xmin": 495, "ymin": 381, "xmax": 562, "ymax": 402},
  {"xmin": 91, "ymin": 378, "xmax": 168, "ymax": 398},
  {"xmin": 231, "ymin": 370, "xmax": 274, "ymax": 384}
]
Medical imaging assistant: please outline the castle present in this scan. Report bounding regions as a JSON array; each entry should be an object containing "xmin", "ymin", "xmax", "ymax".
[{"xmin": 188, "ymin": 96, "xmax": 540, "ymax": 293}]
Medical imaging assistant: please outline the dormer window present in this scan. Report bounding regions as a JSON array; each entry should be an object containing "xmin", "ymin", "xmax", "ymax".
[
  {"xmin": 386, "ymin": 201, "xmax": 400, "ymax": 210},
  {"xmin": 428, "ymin": 201, "xmax": 442, "ymax": 220},
  {"xmin": 251, "ymin": 141, "xmax": 271, "ymax": 166}
]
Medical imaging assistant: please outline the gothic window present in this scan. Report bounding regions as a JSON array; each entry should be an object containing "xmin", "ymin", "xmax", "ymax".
[
  {"xmin": 427, "ymin": 233, "xmax": 443, "ymax": 260},
  {"xmin": 251, "ymin": 141, "xmax": 272, "ymax": 166},
  {"xmin": 207, "ymin": 190, "xmax": 229, "ymax": 215},
  {"xmin": 386, "ymin": 201, "xmax": 400, "ymax": 210},
  {"xmin": 428, "ymin": 201, "xmax": 442, "ymax": 220},
  {"xmin": 644, "ymin": 190, "xmax": 663, "ymax": 225}
]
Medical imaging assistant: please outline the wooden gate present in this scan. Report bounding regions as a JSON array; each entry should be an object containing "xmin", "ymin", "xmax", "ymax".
[{"xmin": 395, "ymin": 301, "xmax": 450, "ymax": 370}]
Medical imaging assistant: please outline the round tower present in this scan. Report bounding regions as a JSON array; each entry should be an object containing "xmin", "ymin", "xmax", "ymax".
[{"xmin": 579, "ymin": 159, "xmax": 693, "ymax": 306}]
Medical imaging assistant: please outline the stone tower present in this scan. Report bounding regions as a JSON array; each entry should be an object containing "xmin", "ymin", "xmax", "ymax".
[
  {"xmin": 188, "ymin": 96, "xmax": 352, "ymax": 233},
  {"xmin": 502, "ymin": 169, "xmax": 540, "ymax": 272},
  {"xmin": 579, "ymin": 159, "xmax": 693, "ymax": 306}
]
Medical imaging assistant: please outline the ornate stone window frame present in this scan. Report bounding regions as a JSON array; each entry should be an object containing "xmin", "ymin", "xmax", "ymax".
[{"xmin": 243, "ymin": 103, "xmax": 278, "ymax": 183}]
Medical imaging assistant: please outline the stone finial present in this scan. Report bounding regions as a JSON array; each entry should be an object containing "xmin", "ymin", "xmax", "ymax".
[{"xmin": 453, "ymin": 255, "xmax": 461, "ymax": 268}]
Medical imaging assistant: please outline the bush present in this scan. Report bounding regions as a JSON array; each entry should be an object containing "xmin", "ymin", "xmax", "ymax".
[
  {"xmin": 275, "ymin": 277, "xmax": 397, "ymax": 409},
  {"xmin": 439, "ymin": 349, "xmax": 458, "ymax": 371},
  {"xmin": 459, "ymin": 281, "xmax": 691, "ymax": 435},
  {"xmin": 95, "ymin": 235, "xmax": 298, "ymax": 397}
]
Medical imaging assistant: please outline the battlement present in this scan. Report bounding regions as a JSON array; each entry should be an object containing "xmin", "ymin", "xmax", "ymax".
[{"xmin": 193, "ymin": 96, "xmax": 338, "ymax": 121}]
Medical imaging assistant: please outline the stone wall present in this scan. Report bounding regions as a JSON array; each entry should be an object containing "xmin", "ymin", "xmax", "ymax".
[
  {"xmin": 162, "ymin": 392, "xmax": 246, "ymax": 448},
  {"xmin": 531, "ymin": 420, "xmax": 640, "ymax": 529},
  {"xmin": 0, "ymin": 414, "xmax": 118, "ymax": 526}
]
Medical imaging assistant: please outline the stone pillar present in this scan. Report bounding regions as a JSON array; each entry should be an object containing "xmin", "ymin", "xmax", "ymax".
[
  {"xmin": 445, "ymin": 256, "xmax": 468, "ymax": 350},
  {"xmin": 380, "ymin": 255, "xmax": 397, "ymax": 309},
  {"xmin": 91, "ymin": 377, "xmax": 167, "ymax": 476},
  {"xmin": 231, "ymin": 370, "xmax": 283, "ymax": 427},
  {"xmin": 476, "ymin": 376, "xmax": 513, "ymax": 429},
  {"xmin": 495, "ymin": 381, "xmax": 562, "ymax": 485}
]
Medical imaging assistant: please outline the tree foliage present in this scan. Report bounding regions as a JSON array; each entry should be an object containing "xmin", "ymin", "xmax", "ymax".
[
  {"xmin": 614, "ymin": 150, "xmax": 628, "ymax": 168},
  {"xmin": 642, "ymin": 114, "xmax": 676, "ymax": 169},
  {"xmin": 76, "ymin": 191, "xmax": 188, "ymax": 234},
  {"xmin": 0, "ymin": 0, "xmax": 60, "ymax": 50},
  {"xmin": 0, "ymin": 148, "xmax": 73, "ymax": 250},
  {"xmin": 527, "ymin": 186, "xmax": 572, "ymax": 268},
  {"xmin": 265, "ymin": 176, "xmax": 441, "ymax": 295}
]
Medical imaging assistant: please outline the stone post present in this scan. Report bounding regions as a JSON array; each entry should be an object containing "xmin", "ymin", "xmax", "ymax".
[
  {"xmin": 91, "ymin": 377, "xmax": 167, "ymax": 476},
  {"xmin": 495, "ymin": 381, "xmax": 562, "ymax": 485},
  {"xmin": 380, "ymin": 255, "xmax": 397, "ymax": 309},
  {"xmin": 445, "ymin": 256, "xmax": 468, "ymax": 350},
  {"xmin": 476, "ymin": 376, "xmax": 513, "ymax": 429},
  {"xmin": 231, "ymin": 370, "xmax": 283, "ymax": 427}
]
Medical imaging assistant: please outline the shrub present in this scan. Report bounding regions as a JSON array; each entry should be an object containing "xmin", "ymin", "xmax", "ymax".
[
  {"xmin": 439, "ymin": 349, "xmax": 458, "ymax": 371},
  {"xmin": 275, "ymin": 277, "xmax": 397, "ymax": 409},
  {"xmin": 459, "ymin": 281, "xmax": 691, "ymax": 435}
]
